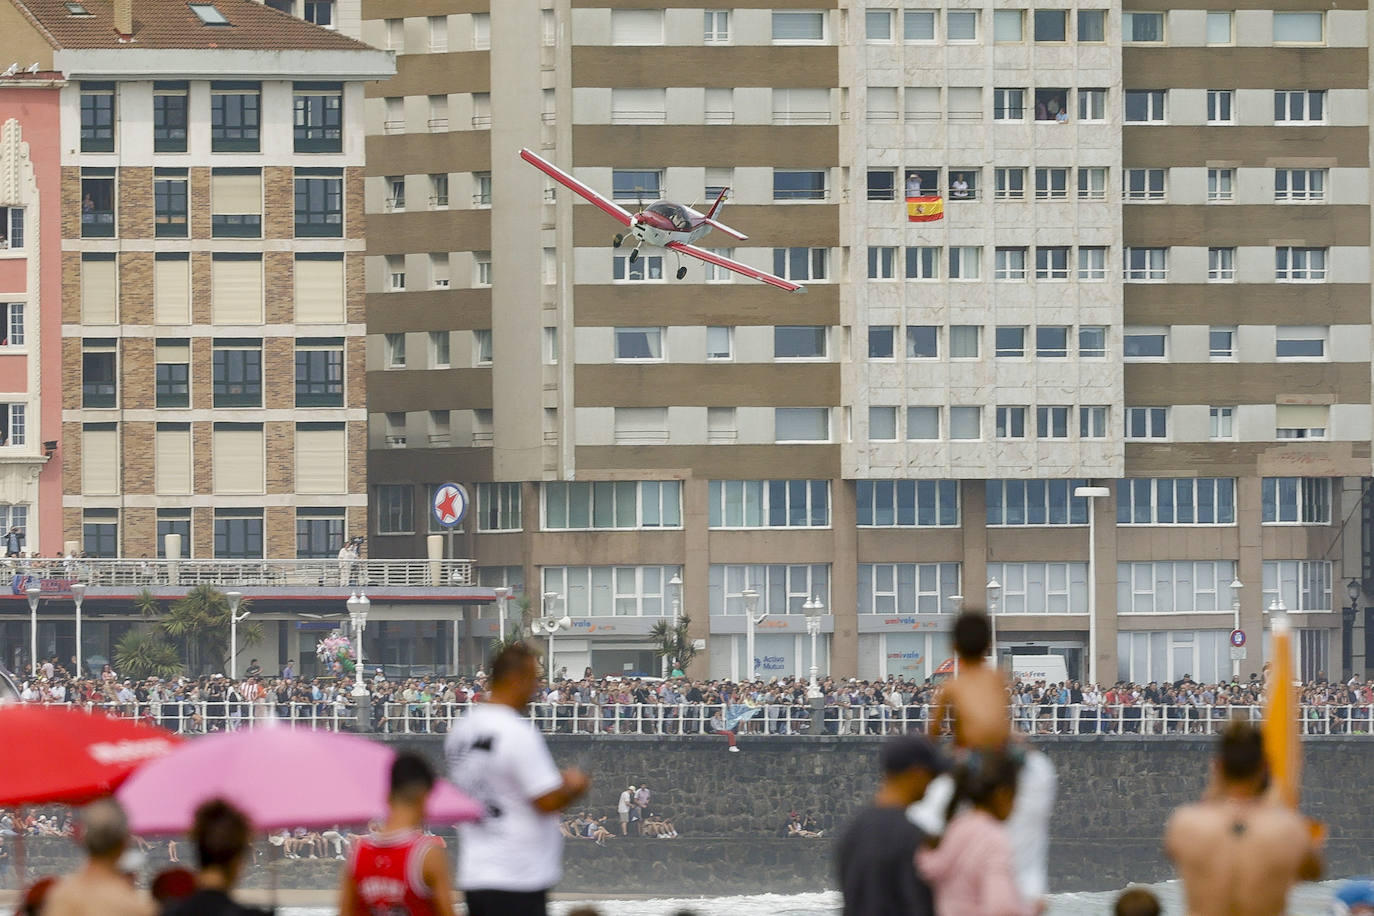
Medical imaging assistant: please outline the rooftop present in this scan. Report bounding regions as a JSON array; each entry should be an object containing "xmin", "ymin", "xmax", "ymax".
[{"xmin": 8, "ymin": 0, "xmax": 377, "ymax": 51}]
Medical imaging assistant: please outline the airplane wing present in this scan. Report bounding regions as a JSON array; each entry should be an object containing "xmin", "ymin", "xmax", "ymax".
[
  {"xmin": 702, "ymin": 217, "xmax": 748, "ymax": 241},
  {"xmin": 667, "ymin": 241, "xmax": 806, "ymax": 293},
  {"xmin": 519, "ymin": 148, "xmax": 633, "ymax": 228}
]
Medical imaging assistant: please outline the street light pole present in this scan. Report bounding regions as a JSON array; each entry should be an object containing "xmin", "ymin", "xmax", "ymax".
[
  {"xmin": 226, "ymin": 590, "xmax": 244, "ymax": 680},
  {"xmin": 25, "ymin": 585, "xmax": 40, "ymax": 679},
  {"xmin": 347, "ymin": 592, "xmax": 370, "ymax": 696},
  {"xmin": 1074, "ymin": 485, "xmax": 1111, "ymax": 687},
  {"xmin": 986, "ymin": 578, "xmax": 1002, "ymax": 667},
  {"xmin": 1230, "ymin": 577, "xmax": 1244, "ymax": 679},
  {"xmin": 531, "ymin": 591, "xmax": 571, "ymax": 681},
  {"xmin": 947, "ymin": 595, "xmax": 963, "ymax": 676},
  {"xmin": 741, "ymin": 587, "xmax": 766, "ymax": 682},
  {"xmin": 492, "ymin": 586, "xmax": 510, "ymax": 644},
  {"xmin": 71, "ymin": 583, "xmax": 86, "ymax": 679},
  {"xmin": 666, "ymin": 572, "xmax": 683, "ymax": 677},
  {"xmin": 803, "ymin": 595, "xmax": 823, "ymax": 694}
]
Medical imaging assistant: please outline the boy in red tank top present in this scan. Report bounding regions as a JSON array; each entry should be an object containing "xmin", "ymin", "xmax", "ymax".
[{"xmin": 339, "ymin": 753, "xmax": 456, "ymax": 916}]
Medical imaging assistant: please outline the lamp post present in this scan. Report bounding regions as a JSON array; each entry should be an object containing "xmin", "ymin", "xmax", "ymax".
[
  {"xmin": 1345, "ymin": 579, "xmax": 1361, "ymax": 681},
  {"xmin": 986, "ymin": 578, "xmax": 1002, "ymax": 668},
  {"xmin": 531, "ymin": 591, "xmax": 571, "ymax": 681},
  {"xmin": 25, "ymin": 585, "xmax": 39, "ymax": 679},
  {"xmin": 492, "ymin": 586, "xmax": 510, "ymax": 643},
  {"xmin": 1073, "ymin": 485, "xmax": 1112, "ymax": 687},
  {"xmin": 741, "ymin": 586, "xmax": 767, "ymax": 682},
  {"xmin": 665, "ymin": 572, "xmax": 683, "ymax": 677},
  {"xmin": 1230, "ymin": 577, "xmax": 1244, "ymax": 679},
  {"xmin": 803, "ymin": 595, "xmax": 824, "ymax": 694},
  {"xmin": 71, "ymin": 583, "xmax": 86, "ymax": 679},
  {"xmin": 947, "ymin": 594, "xmax": 963, "ymax": 676},
  {"xmin": 226, "ymin": 591, "xmax": 246, "ymax": 681},
  {"xmin": 346, "ymin": 592, "xmax": 370, "ymax": 696}
]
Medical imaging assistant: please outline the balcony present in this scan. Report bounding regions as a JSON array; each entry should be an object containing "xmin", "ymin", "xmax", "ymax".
[{"xmin": 21, "ymin": 558, "xmax": 476, "ymax": 590}]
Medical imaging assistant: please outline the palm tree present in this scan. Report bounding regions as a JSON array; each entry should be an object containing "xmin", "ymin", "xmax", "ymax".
[
  {"xmin": 488, "ymin": 595, "xmax": 533, "ymax": 659},
  {"xmin": 160, "ymin": 584, "xmax": 262, "ymax": 676},
  {"xmin": 113, "ymin": 626, "xmax": 183, "ymax": 680},
  {"xmin": 649, "ymin": 615, "xmax": 698, "ymax": 675}
]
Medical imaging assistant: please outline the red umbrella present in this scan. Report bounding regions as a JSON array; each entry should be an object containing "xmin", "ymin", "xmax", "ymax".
[{"xmin": 0, "ymin": 704, "xmax": 181, "ymax": 807}]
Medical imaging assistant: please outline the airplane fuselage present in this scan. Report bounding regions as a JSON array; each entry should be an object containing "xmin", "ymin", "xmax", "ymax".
[{"xmin": 628, "ymin": 200, "xmax": 713, "ymax": 249}]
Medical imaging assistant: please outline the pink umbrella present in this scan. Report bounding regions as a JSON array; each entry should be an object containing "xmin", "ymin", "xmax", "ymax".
[{"xmin": 115, "ymin": 727, "xmax": 482, "ymax": 835}]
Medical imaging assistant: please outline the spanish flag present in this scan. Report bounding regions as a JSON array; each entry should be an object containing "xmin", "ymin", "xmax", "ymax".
[
  {"xmin": 907, "ymin": 196, "xmax": 944, "ymax": 223},
  {"xmin": 1263, "ymin": 613, "xmax": 1301, "ymax": 808}
]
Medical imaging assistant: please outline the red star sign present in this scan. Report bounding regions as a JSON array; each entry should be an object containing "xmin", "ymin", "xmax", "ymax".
[{"xmin": 435, "ymin": 487, "xmax": 459, "ymax": 522}]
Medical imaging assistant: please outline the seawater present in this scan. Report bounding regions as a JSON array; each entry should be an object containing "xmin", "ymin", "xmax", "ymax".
[{"xmin": 281, "ymin": 880, "xmax": 1349, "ymax": 915}]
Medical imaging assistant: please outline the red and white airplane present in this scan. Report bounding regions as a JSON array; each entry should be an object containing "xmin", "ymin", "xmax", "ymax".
[{"xmin": 519, "ymin": 148, "xmax": 805, "ymax": 293}]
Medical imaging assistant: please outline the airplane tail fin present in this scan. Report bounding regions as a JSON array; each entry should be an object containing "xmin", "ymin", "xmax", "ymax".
[{"xmin": 705, "ymin": 187, "xmax": 729, "ymax": 219}]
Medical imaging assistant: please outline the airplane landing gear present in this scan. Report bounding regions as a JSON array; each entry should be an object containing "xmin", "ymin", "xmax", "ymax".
[
  {"xmin": 629, "ymin": 248, "xmax": 640, "ymax": 263},
  {"xmin": 676, "ymin": 266, "xmax": 688, "ymax": 280},
  {"xmin": 613, "ymin": 234, "xmax": 624, "ymax": 248}
]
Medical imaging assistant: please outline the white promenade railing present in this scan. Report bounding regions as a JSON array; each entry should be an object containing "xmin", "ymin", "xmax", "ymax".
[
  {"xmin": 5, "ymin": 558, "xmax": 476, "ymax": 588},
  {"xmin": 27, "ymin": 700, "xmax": 1374, "ymax": 738}
]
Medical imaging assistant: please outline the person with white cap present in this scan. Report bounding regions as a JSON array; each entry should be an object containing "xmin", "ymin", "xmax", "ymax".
[{"xmin": 617, "ymin": 785, "xmax": 634, "ymax": 836}]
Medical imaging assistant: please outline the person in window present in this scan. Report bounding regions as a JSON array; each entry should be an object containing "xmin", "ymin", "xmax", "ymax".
[
  {"xmin": 82, "ymin": 194, "xmax": 95, "ymax": 213},
  {"xmin": 950, "ymin": 174, "xmax": 970, "ymax": 199},
  {"xmin": 905, "ymin": 172, "xmax": 923, "ymax": 198}
]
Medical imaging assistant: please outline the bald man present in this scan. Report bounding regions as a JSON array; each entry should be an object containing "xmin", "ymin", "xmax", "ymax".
[{"xmin": 43, "ymin": 799, "xmax": 156, "ymax": 916}]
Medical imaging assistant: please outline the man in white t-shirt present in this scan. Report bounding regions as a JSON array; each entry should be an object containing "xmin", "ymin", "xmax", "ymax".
[{"xmin": 444, "ymin": 643, "xmax": 589, "ymax": 916}]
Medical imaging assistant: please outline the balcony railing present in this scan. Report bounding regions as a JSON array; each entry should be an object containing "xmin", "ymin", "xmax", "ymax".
[{"xmin": 12, "ymin": 558, "xmax": 476, "ymax": 589}]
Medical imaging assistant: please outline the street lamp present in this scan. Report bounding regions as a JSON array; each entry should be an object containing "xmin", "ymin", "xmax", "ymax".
[
  {"xmin": 947, "ymin": 595, "xmax": 964, "ymax": 676},
  {"xmin": 531, "ymin": 591, "xmax": 571, "ymax": 681},
  {"xmin": 492, "ymin": 586, "xmax": 510, "ymax": 643},
  {"xmin": 803, "ymin": 595, "xmax": 824, "ymax": 695},
  {"xmin": 741, "ymin": 586, "xmax": 767, "ymax": 682},
  {"xmin": 71, "ymin": 583, "xmax": 86, "ymax": 679},
  {"xmin": 226, "ymin": 591, "xmax": 246, "ymax": 681},
  {"xmin": 665, "ymin": 572, "xmax": 683, "ymax": 677},
  {"xmin": 1074, "ymin": 485, "xmax": 1112, "ymax": 687},
  {"xmin": 346, "ymin": 592, "xmax": 370, "ymax": 696},
  {"xmin": 1230, "ymin": 577, "xmax": 1244, "ymax": 679},
  {"xmin": 25, "ymin": 585, "xmax": 39, "ymax": 679},
  {"xmin": 986, "ymin": 578, "xmax": 1002, "ymax": 667}
]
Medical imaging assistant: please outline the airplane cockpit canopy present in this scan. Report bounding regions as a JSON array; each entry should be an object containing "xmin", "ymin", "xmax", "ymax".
[{"xmin": 646, "ymin": 202, "xmax": 691, "ymax": 230}]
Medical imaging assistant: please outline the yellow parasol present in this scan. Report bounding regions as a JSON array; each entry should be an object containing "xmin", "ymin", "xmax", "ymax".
[{"xmin": 1262, "ymin": 610, "xmax": 1301, "ymax": 808}]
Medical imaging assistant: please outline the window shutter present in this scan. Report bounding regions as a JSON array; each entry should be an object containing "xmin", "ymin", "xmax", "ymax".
[
  {"xmin": 212, "ymin": 426, "xmax": 264, "ymax": 494},
  {"xmin": 154, "ymin": 426, "xmax": 192, "ymax": 494},
  {"xmin": 81, "ymin": 257, "xmax": 118, "ymax": 325},
  {"xmin": 610, "ymin": 9, "xmax": 663, "ymax": 44},
  {"xmin": 154, "ymin": 258, "xmax": 190, "ymax": 324},
  {"xmin": 212, "ymin": 258, "xmax": 263, "ymax": 324},
  {"xmin": 211, "ymin": 171, "xmax": 262, "ymax": 215},
  {"xmin": 155, "ymin": 342, "xmax": 190, "ymax": 363},
  {"xmin": 295, "ymin": 424, "xmax": 347, "ymax": 494},
  {"xmin": 1276, "ymin": 405, "xmax": 1328, "ymax": 428},
  {"xmin": 294, "ymin": 257, "xmax": 345, "ymax": 323},
  {"xmin": 82, "ymin": 427, "xmax": 119, "ymax": 494}
]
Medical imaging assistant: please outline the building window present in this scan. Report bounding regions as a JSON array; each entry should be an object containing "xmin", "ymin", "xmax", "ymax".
[
  {"xmin": 296, "ymin": 509, "xmax": 344, "ymax": 558},
  {"xmin": 994, "ymin": 247, "xmax": 1027, "ymax": 280},
  {"xmin": 0, "ymin": 206, "xmax": 22, "ymax": 249},
  {"xmin": 295, "ymin": 171, "xmax": 344, "ymax": 237},
  {"xmin": 865, "ymin": 8, "xmax": 893, "ymax": 40},
  {"xmin": 1035, "ymin": 248, "xmax": 1069, "ymax": 281},
  {"xmin": 0, "ymin": 303, "xmax": 23, "ymax": 347},
  {"xmin": 704, "ymin": 9, "xmax": 730, "ymax": 43},
  {"xmin": 385, "ymin": 333, "xmax": 406, "ymax": 368},
  {"xmin": 1122, "ymin": 11, "xmax": 1163, "ymax": 41},
  {"xmin": 155, "ymin": 341, "xmax": 190, "ymax": 408},
  {"xmin": 1034, "ymin": 167, "xmax": 1068, "ymax": 200},
  {"xmin": 80, "ymin": 171, "xmax": 115, "ymax": 238},
  {"xmin": 1077, "ymin": 9, "xmax": 1106, "ymax": 41},
  {"xmin": 474, "ymin": 482, "xmax": 522, "ymax": 531},
  {"xmin": 429, "ymin": 174, "xmax": 449, "ymax": 209},
  {"xmin": 865, "ymin": 325, "xmax": 895, "ymax": 360},
  {"xmin": 1033, "ymin": 9, "xmax": 1067, "ymax": 41},
  {"xmin": 376, "ymin": 484, "xmax": 414, "ymax": 534},
  {"xmin": 79, "ymin": 82, "xmax": 115, "ymax": 152},
  {"xmin": 985, "ymin": 562, "xmax": 1089, "ymax": 613},
  {"xmin": 705, "ymin": 480, "xmax": 827, "ymax": 528},
  {"xmin": 1210, "ymin": 406, "xmax": 1235, "ymax": 439},
  {"xmin": 867, "ymin": 169, "xmax": 895, "ymax": 201},
  {"xmin": 949, "ymin": 246, "xmax": 980, "ymax": 280},
  {"xmin": 152, "ymin": 82, "xmax": 188, "ymax": 152},
  {"xmin": 1209, "ymin": 327, "xmax": 1235, "ymax": 359},
  {"xmin": 775, "ymin": 326, "xmax": 827, "ymax": 360},
  {"xmin": 1125, "ymin": 407, "xmax": 1168, "ymax": 439},
  {"xmin": 1207, "ymin": 168, "xmax": 1235, "ymax": 202},
  {"xmin": 947, "ymin": 10, "xmax": 977, "ymax": 40},
  {"xmin": 904, "ymin": 9, "xmax": 935, "ymax": 40},
  {"xmin": 82, "ymin": 343, "xmax": 117, "ymax": 409},
  {"xmin": 1118, "ymin": 561, "xmax": 1240, "ymax": 613},
  {"xmin": 710, "ymin": 564, "xmax": 830, "ymax": 615},
  {"xmin": 1124, "ymin": 247, "xmax": 1168, "ymax": 281},
  {"xmin": 949, "ymin": 406, "xmax": 981, "ymax": 439},
  {"xmin": 905, "ymin": 406, "xmax": 938, "ymax": 439},
  {"xmin": 995, "ymin": 406, "xmax": 1027, "ymax": 439},
  {"xmin": 772, "ymin": 248, "xmax": 827, "ymax": 282},
  {"xmin": 1035, "ymin": 326, "xmax": 1069, "ymax": 358},
  {"xmin": 295, "ymin": 344, "xmax": 344, "ymax": 407},
  {"xmin": 546, "ymin": 480, "xmax": 683, "ymax": 530},
  {"xmin": 1276, "ymin": 405, "xmax": 1328, "ymax": 440},
  {"xmin": 471, "ymin": 329, "xmax": 492, "ymax": 365},
  {"xmin": 1080, "ymin": 406, "xmax": 1108, "ymax": 438},
  {"xmin": 213, "ymin": 343, "xmax": 263, "ymax": 408},
  {"xmin": 611, "ymin": 8, "xmax": 664, "ymax": 44},
  {"xmin": 947, "ymin": 325, "xmax": 978, "ymax": 359},
  {"xmin": 905, "ymin": 246, "xmax": 939, "ymax": 280},
  {"xmin": 1206, "ymin": 89, "xmax": 1234, "ymax": 124},
  {"xmin": 987, "ymin": 480, "xmax": 1089, "ymax": 526},
  {"xmin": 304, "ymin": 0, "xmax": 333, "ymax": 26},
  {"xmin": 773, "ymin": 169, "xmax": 828, "ymax": 201},
  {"xmin": 869, "ymin": 406, "xmax": 898, "ymax": 440},
  {"xmin": 856, "ymin": 480, "xmax": 958, "ymax": 527},
  {"xmin": 1124, "ymin": 330, "xmax": 1167, "ymax": 360},
  {"xmin": 156, "ymin": 509, "xmax": 190, "ymax": 558},
  {"xmin": 429, "ymin": 330, "xmax": 451, "ymax": 368},
  {"xmin": 992, "ymin": 9, "xmax": 1023, "ymax": 41},
  {"xmin": 1077, "ymin": 168, "xmax": 1108, "ymax": 201},
  {"xmin": 1208, "ymin": 247, "xmax": 1236, "ymax": 282},
  {"xmin": 1275, "ymin": 168, "xmax": 1325, "ymax": 202},
  {"xmin": 614, "ymin": 327, "xmax": 664, "ymax": 361},
  {"xmin": 1263, "ymin": 560, "xmax": 1332, "ymax": 611},
  {"xmin": 772, "ymin": 10, "xmax": 824, "ymax": 42},
  {"xmin": 154, "ymin": 172, "xmax": 188, "ymax": 238},
  {"xmin": 995, "ymin": 326, "xmax": 1026, "ymax": 358},
  {"xmin": 1275, "ymin": 248, "xmax": 1327, "ymax": 282},
  {"xmin": 1273, "ymin": 11, "xmax": 1323, "ymax": 43},
  {"xmin": 1079, "ymin": 326, "xmax": 1107, "ymax": 358},
  {"xmin": 867, "ymin": 247, "xmax": 898, "ymax": 280},
  {"xmin": 994, "ymin": 167, "xmax": 1025, "ymax": 200},
  {"xmin": 705, "ymin": 326, "xmax": 733, "ymax": 361},
  {"xmin": 1263, "ymin": 478, "xmax": 1331, "ymax": 524},
  {"xmin": 1117, "ymin": 478, "xmax": 1237, "ymax": 525},
  {"xmin": 546, "ymin": 566, "xmax": 678, "ymax": 618},
  {"xmin": 210, "ymin": 82, "xmax": 261, "ymax": 152},
  {"xmin": 1206, "ymin": 11, "xmax": 1232, "ymax": 44},
  {"xmin": 83, "ymin": 509, "xmax": 119, "ymax": 558},
  {"xmin": 1077, "ymin": 88, "xmax": 1106, "ymax": 121},
  {"xmin": 294, "ymin": 82, "xmax": 343, "ymax": 153},
  {"xmin": 1124, "ymin": 168, "xmax": 1165, "ymax": 201},
  {"xmin": 613, "ymin": 254, "xmax": 663, "ymax": 281},
  {"xmin": 905, "ymin": 325, "xmax": 939, "ymax": 359},
  {"xmin": 774, "ymin": 408, "xmax": 830, "ymax": 442},
  {"xmin": 211, "ymin": 169, "xmax": 261, "ymax": 238},
  {"xmin": 1275, "ymin": 90, "xmax": 1325, "ymax": 123},
  {"xmin": 214, "ymin": 511, "xmax": 264, "ymax": 559},
  {"xmin": 1034, "ymin": 88, "xmax": 1069, "ymax": 121},
  {"xmin": 1078, "ymin": 247, "xmax": 1107, "ymax": 280},
  {"xmin": 858, "ymin": 563, "xmax": 961, "ymax": 614},
  {"xmin": 993, "ymin": 88, "xmax": 1025, "ymax": 120},
  {"xmin": 1124, "ymin": 89, "xmax": 1166, "ymax": 122}
]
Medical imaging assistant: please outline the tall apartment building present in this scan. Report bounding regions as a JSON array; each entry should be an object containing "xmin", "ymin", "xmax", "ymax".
[
  {"xmin": 364, "ymin": 1, "xmax": 1369, "ymax": 684},
  {"xmin": 0, "ymin": 0, "xmax": 392, "ymax": 560}
]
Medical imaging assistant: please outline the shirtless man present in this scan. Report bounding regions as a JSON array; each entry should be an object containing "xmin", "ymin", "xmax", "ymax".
[
  {"xmin": 928, "ymin": 612, "xmax": 1008, "ymax": 750},
  {"xmin": 1165, "ymin": 722, "xmax": 1322, "ymax": 916},
  {"xmin": 43, "ymin": 799, "xmax": 157, "ymax": 916}
]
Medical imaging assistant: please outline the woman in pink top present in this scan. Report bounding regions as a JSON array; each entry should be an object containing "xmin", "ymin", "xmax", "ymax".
[{"xmin": 917, "ymin": 751, "xmax": 1039, "ymax": 916}]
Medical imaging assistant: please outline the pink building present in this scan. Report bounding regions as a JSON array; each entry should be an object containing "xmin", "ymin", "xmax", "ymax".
[{"xmin": 0, "ymin": 70, "xmax": 63, "ymax": 578}]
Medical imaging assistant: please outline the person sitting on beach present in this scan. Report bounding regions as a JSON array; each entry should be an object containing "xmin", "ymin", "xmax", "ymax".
[{"xmin": 1165, "ymin": 722, "xmax": 1322, "ymax": 916}]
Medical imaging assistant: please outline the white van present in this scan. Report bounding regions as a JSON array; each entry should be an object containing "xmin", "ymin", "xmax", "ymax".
[{"xmin": 1011, "ymin": 654, "xmax": 1070, "ymax": 685}]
